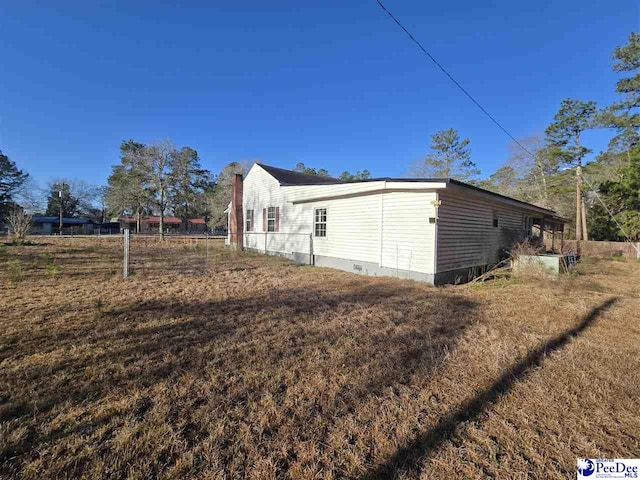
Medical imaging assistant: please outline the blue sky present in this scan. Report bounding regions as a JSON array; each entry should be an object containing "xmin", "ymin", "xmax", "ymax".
[{"xmin": 1, "ymin": 1, "xmax": 638, "ymax": 186}]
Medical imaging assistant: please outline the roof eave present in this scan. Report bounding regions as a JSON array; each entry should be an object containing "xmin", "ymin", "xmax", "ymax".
[
  {"xmin": 290, "ymin": 181, "xmax": 447, "ymax": 204},
  {"xmin": 445, "ymin": 180, "xmax": 564, "ymax": 219}
]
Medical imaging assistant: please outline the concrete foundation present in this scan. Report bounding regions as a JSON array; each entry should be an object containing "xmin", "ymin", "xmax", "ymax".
[
  {"xmin": 240, "ymin": 247, "xmax": 500, "ymax": 285},
  {"xmin": 245, "ymin": 247, "xmax": 312, "ymax": 265},
  {"xmin": 312, "ymin": 254, "xmax": 436, "ymax": 283}
]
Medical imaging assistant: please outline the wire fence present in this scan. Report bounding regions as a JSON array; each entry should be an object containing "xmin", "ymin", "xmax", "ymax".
[
  {"xmin": 2, "ymin": 230, "xmax": 317, "ymax": 284},
  {"xmin": 0, "ymin": 233, "xmax": 229, "ymax": 283},
  {"xmin": 123, "ymin": 232, "xmax": 235, "ymax": 277}
]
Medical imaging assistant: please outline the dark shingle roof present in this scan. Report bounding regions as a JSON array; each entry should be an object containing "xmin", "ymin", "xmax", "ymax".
[
  {"xmin": 257, "ymin": 163, "xmax": 340, "ymax": 185},
  {"xmin": 32, "ymin": 217, "xmax": 93, "ymax": 224},
  {"xmin": 256, "ymin": 163, "xmax": 565, "ymax": 220}
]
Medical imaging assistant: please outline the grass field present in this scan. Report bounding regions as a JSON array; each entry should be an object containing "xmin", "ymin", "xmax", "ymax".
[{"xmin": 1, "ymin": 238, "xmax": 639, "ymax": 479}]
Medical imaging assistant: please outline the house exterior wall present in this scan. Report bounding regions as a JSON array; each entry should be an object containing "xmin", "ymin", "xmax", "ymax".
[
  {"xmin": 435, "ymin": 189, "xmax": 532, "ymax": 276},
  {"xmin": 239, "ymin": 165, "xmax": 437, "ymax": 278},
  {"xmin": 234, "ymin": 164, "xmax": 561, "ymax": 284},
  {"xmin": 381, "ymin": 191, "xmax": 436, "ymax": 274},
  {"xmin": 310, "ymin": 194, "xmax": 380, "ymax": 265},
  {"xmin": 31, "ymin": 222, "xmax": 93, "ymax": 235},
  {"xmin": 242, "ymin": 165, "xmax": 311, "ymax": 254}
]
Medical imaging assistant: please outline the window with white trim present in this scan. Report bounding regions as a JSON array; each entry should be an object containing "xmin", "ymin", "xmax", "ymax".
[
  {"xmin": 314, "ymin": 208, "xmax": 327, "ymax": 237},
  {"xmin": 245, "ymin": 210, "xmax": 254, "ymax": 231},
  {"xmin": 267, "ymin": 207, "xmax": 276, "ymax": 232}
]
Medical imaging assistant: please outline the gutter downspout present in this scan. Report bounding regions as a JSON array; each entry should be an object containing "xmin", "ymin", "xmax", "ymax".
[
  {"xmin": 433, "ymin": 192, "xmax": 440, "ymax": 276},
  {"xmin": 379, "ymin": 181, "xmax": 386, "ymax": 267}
]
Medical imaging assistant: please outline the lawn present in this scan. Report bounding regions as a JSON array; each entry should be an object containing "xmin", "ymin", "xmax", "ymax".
[{"xmin": 1, "ymin": 238, "xmax": 639, "ymax": 479}]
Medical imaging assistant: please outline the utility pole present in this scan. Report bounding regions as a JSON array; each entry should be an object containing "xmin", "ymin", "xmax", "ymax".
[
  {"xmin": 58, "ymin": 182, "xmax": 64, "ymax": 235},
  {"xmin": 581, "ymin": 198, "xmax": 589, "ymax": 241},
  {"xmin": 123, "ymin": 228, "xmax": 130, "ymax": 278},
  {"xmin": 575, "ymin": 163, "xmax": 583, "ymax": 241},
  {"xmin": 575, "ymin": 128, "xmax": 586, "ymax": 242}
]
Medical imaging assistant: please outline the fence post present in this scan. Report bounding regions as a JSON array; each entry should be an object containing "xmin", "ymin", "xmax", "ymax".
[
  {"xmin": 264, "ymin": 231, "xmax": 268, "ymax": 254},
  {"xmin": 123, "ymin": 228, "xmax": 130, "ymax": 278},
  {"xmin": 309, "ymin": 233, "xmax": 313, "ymax": 265},
  {"xmin": 636, "ymin": 242, "xmax": 640, "ymax": 260},
  {"xmin": 205, "ymin": 231, "xmax": 209, "ymax": 263}
]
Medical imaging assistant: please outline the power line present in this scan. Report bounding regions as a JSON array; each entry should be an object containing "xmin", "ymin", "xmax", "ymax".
[
  {"xmin": 375, "ymin": 0, "xmax": 640, "ymax": 247},
  {"xmin": 375, "ymin": 0, "xmax": 539, "ymax": 161},
  {"xmin": 375, "ymin": 1, "xmax": 640, "ymax": 158}
]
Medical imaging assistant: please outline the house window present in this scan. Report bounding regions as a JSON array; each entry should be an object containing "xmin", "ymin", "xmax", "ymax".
[
  {"xmin": 493, "ymin": 211, "xmax": 499, "ymax": 228},
  {"xmin": 314, "ymin": 208, "xmax": 327, "ymax": 237},
  {"xmin": 267, "ymin": 207, "xmax": 276, "ymax": 232},
  {"xmin": 246, "ymin": 210, "xmax": 254, "ymax": 231}
]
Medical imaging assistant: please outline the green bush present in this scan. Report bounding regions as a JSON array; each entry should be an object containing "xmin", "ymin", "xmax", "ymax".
[
  {"xmin": 40, "ymin": 253, "xmax": 60, "ymax": 277},
  {"xmin": 7, "ymin": 259, "xmax": 23, "ymax": 283}
]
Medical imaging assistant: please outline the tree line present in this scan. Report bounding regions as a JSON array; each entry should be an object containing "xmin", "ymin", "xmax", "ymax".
[{"xmin": 0, "ymin": 145, "xmax": 373, "ymax": 236}]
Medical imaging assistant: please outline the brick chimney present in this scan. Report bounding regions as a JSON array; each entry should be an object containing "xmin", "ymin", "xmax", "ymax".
[{"xmin": 229, "ymin": 174, "xmax": 244, "ymax": 250}]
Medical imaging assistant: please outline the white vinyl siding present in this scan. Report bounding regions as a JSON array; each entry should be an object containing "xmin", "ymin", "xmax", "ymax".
[
  {"xmin": 436, "ymin": 190, "xmax": 528, "ymax": 272},
  {"xmin": 302, "ymin": 192, "xmax": 436, "ymax": 274},
  {"xmin": 236, "ymin": 164, "xmax": 555, "ymax": 281},
  {"xmin": 380, "ymin": 192, "xmax": 436, "ymax": 274},
  {"xmin": 308, "ymin": 195, "xmax": 381, "ymax": 264},
  {"xmin": 242, "ymin": 165, "xmax": 309, "ymax": 255},
  {"xmin": 239, "ymin": 165, "xmax": 439, "ymax": 274}
]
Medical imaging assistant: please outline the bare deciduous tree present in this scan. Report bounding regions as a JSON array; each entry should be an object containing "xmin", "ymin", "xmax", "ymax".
[
  {"xmin": 7, "ymin": 207, "xmax": 32, "ymax": 243},
  {"xmin": 14, "ymin": 177, "xmax": 46, "ymax": 214},
  {"xmin": 504, "ymin": 135, "xmax": 566, "ymax": 208}
]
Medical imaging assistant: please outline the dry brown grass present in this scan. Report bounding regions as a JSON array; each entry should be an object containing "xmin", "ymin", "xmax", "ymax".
[{"xmin": 1, "ymin": 238, "xmax": 639, "ymax": 479}]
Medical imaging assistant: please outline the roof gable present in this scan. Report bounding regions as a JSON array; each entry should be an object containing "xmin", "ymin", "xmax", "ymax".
[{"xmin": 256, "ymin": 163, "xmax": 339, "ymax": 185}]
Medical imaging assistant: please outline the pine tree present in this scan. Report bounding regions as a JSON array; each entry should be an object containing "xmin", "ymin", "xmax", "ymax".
[
  {"xmin": 168, "ymin": 147, "xmax": 213, "ymax": 230},
  {"xmin": 545, "ymin": 99, "xmax": 597, "ymax": 240},
  {"xmin": 413, "ymin": 128, "xmax": 479, "ymax": 181},
  {"xmin": 0, "ymin": 150, "xmax": 29, "ymax": 216}
]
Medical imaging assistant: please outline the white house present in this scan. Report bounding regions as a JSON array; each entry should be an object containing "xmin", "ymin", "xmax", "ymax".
[{"xmin": 226, "ymin": 163, "xmax": 567, "ymax": 284}]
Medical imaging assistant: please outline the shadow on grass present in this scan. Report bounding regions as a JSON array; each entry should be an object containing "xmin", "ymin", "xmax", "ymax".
[
  {"xmin": 0, "ymin": 279, "xmax": 478, "ymax": 475},
  {"xmin": 364, "ymin": 296, "xmax": 619, "ymax": 480}
]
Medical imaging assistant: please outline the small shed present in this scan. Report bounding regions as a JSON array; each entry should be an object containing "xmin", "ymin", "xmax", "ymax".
[{"xmin": 31, "ymin": 217, "xmax": 95, "ymax": 235}]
